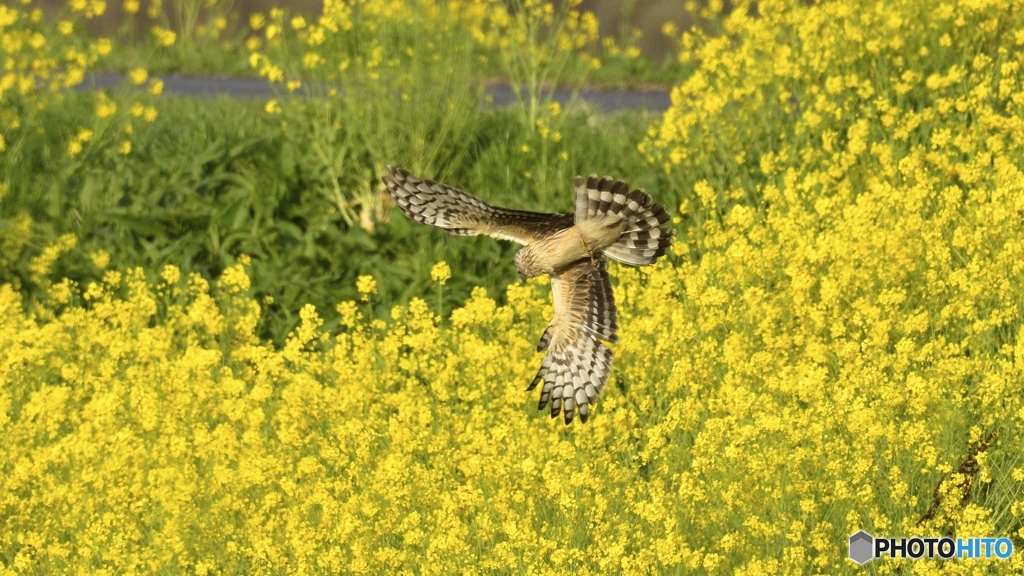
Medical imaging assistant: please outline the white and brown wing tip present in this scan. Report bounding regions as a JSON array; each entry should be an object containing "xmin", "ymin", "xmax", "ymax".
[
  {"xmin": 528, "ymin": 258, "xmax": 618, "ymax": 424},
  {"xmin": 381, "ymin": 165, "xmax": 485, "ymax": 234}
]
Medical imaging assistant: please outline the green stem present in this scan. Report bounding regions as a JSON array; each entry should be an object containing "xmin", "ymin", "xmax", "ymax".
[{"xmin": 437, "ymin": 283, "xmax": 443, "ymax": 327}]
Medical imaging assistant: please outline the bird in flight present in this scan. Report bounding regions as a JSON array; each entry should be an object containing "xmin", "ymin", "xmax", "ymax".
[{"xmin": 382, "ymin": 166, "xmax": 674, "ymax": 424}]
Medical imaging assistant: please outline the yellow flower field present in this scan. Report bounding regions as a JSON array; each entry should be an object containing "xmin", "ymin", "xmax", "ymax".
[{"xmin": 3, "ymin": 0, "xmax": 1024, "ymax": 574}]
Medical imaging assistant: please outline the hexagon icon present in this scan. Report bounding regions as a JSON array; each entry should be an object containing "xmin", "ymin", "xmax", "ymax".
[{"xmin": 849, "ymin": 531, "xmax": 874, "ymax": 565}]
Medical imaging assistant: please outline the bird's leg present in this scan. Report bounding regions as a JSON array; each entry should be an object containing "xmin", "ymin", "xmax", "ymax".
[{"xmin": 579, "ymin": 236, "xmax": 597, "ymax": 266}]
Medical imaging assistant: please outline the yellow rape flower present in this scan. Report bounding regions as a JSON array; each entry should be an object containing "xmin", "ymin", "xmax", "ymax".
[
  {"xmin": 67, "ymin": 129, "xmax": 93, "ymax": 156},
  {"xmin": 90, "ymin": 249, "xmax": 110, "ymax": 269},
  {"xmin": 152, "ymin": 26, "xmax": 176, "ymax": 46},
  {"xmin": 96, "ymin": 99, "xmax": 116, "ymax": 119},
  {"xmin": 160, "ymin": 264, "xmax": 181, "ymax": 284},
  {"xmin": 129, "ymin": 68, "xmax": 148, "ymax": 85},
  {"xmin": 431, "ymin": 261, "xmax": 451, "ymax": 285},
  {"xmin": 356, "ymin": 274, "xmax": 376, "ymax": 301}
]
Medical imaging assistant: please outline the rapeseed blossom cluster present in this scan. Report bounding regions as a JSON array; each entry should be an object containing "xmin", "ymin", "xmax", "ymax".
[
  {"xmin": 633, "ymin": 0, "xmax": 1024, "ymax": 570},
  {"xmin": 248, "ymin": 0, "xmax": 601, "ymax": 127},
  {"xmin": 0, "ymin": 2, "xmax": 109, "ymax": 151},
  {"xmin": 248, "ymin": 0, "xmax": 598, "ymax": 85},
  {"xmin": 249, "ymin": 1, "xmax": 479, "ymax": 87},
  {"xmin": 119, "ymin": 0, "xmax": 233, "ymax": 50},
  {"xmin": 3, "ymin": 0, "xmax": 1024, "ymax": 574},
  {"xmin": 5, "ymin": 185, "xmax": 1022, "ymax": 573},
  {"xmin": 0, "ymin": 0, "xmax": 161, "ymax": 172}
]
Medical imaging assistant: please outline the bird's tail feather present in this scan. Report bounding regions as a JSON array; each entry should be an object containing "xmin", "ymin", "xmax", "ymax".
[{"xmin": 573, "ymin": 175, "xmax": 675, "ymax": 266}]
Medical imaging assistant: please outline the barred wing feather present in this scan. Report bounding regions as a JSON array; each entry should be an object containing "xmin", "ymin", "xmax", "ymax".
[
  {"xmin": 382, "ymin": 166, "xmax": 573, "ymax": 245},
  {"xmin": 528, "ymin": 258, "xmax": 618, "ymax": 424}
]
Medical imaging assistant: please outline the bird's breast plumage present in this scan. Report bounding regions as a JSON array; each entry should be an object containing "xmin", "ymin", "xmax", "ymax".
[{"xmin": 516, "ymin": 227, "xmax": 594, "ymax": 278}]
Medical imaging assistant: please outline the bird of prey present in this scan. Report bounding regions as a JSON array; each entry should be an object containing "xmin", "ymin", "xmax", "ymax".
[{"xmin": 382, "ymin": 166, "xmax": 674, "ymax": 424}]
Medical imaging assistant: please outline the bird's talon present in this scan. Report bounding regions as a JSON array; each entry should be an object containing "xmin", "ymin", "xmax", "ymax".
[{"xmin": 580, "ymin": 237, "xmax": 597, "ymax": 266}]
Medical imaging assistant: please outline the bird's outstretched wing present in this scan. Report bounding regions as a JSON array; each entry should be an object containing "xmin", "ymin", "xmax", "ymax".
[
  {"xmin": 382, "ymin": 166, "xmax": 573, "ymax": 245},
  {"xmin": 528, "ymin": 258, "xmax": 618, "ymax": 424}
]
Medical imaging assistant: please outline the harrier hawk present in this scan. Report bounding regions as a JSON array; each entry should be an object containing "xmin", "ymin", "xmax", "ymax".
[{"xmin": 382, "ymin": 166, "xmax": 674, "ymax": 424}]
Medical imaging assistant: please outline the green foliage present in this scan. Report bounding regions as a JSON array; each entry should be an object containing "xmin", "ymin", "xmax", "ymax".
[{"xmin": 0, "ymin": 91, "xmax": 667, "ymax": 343}]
